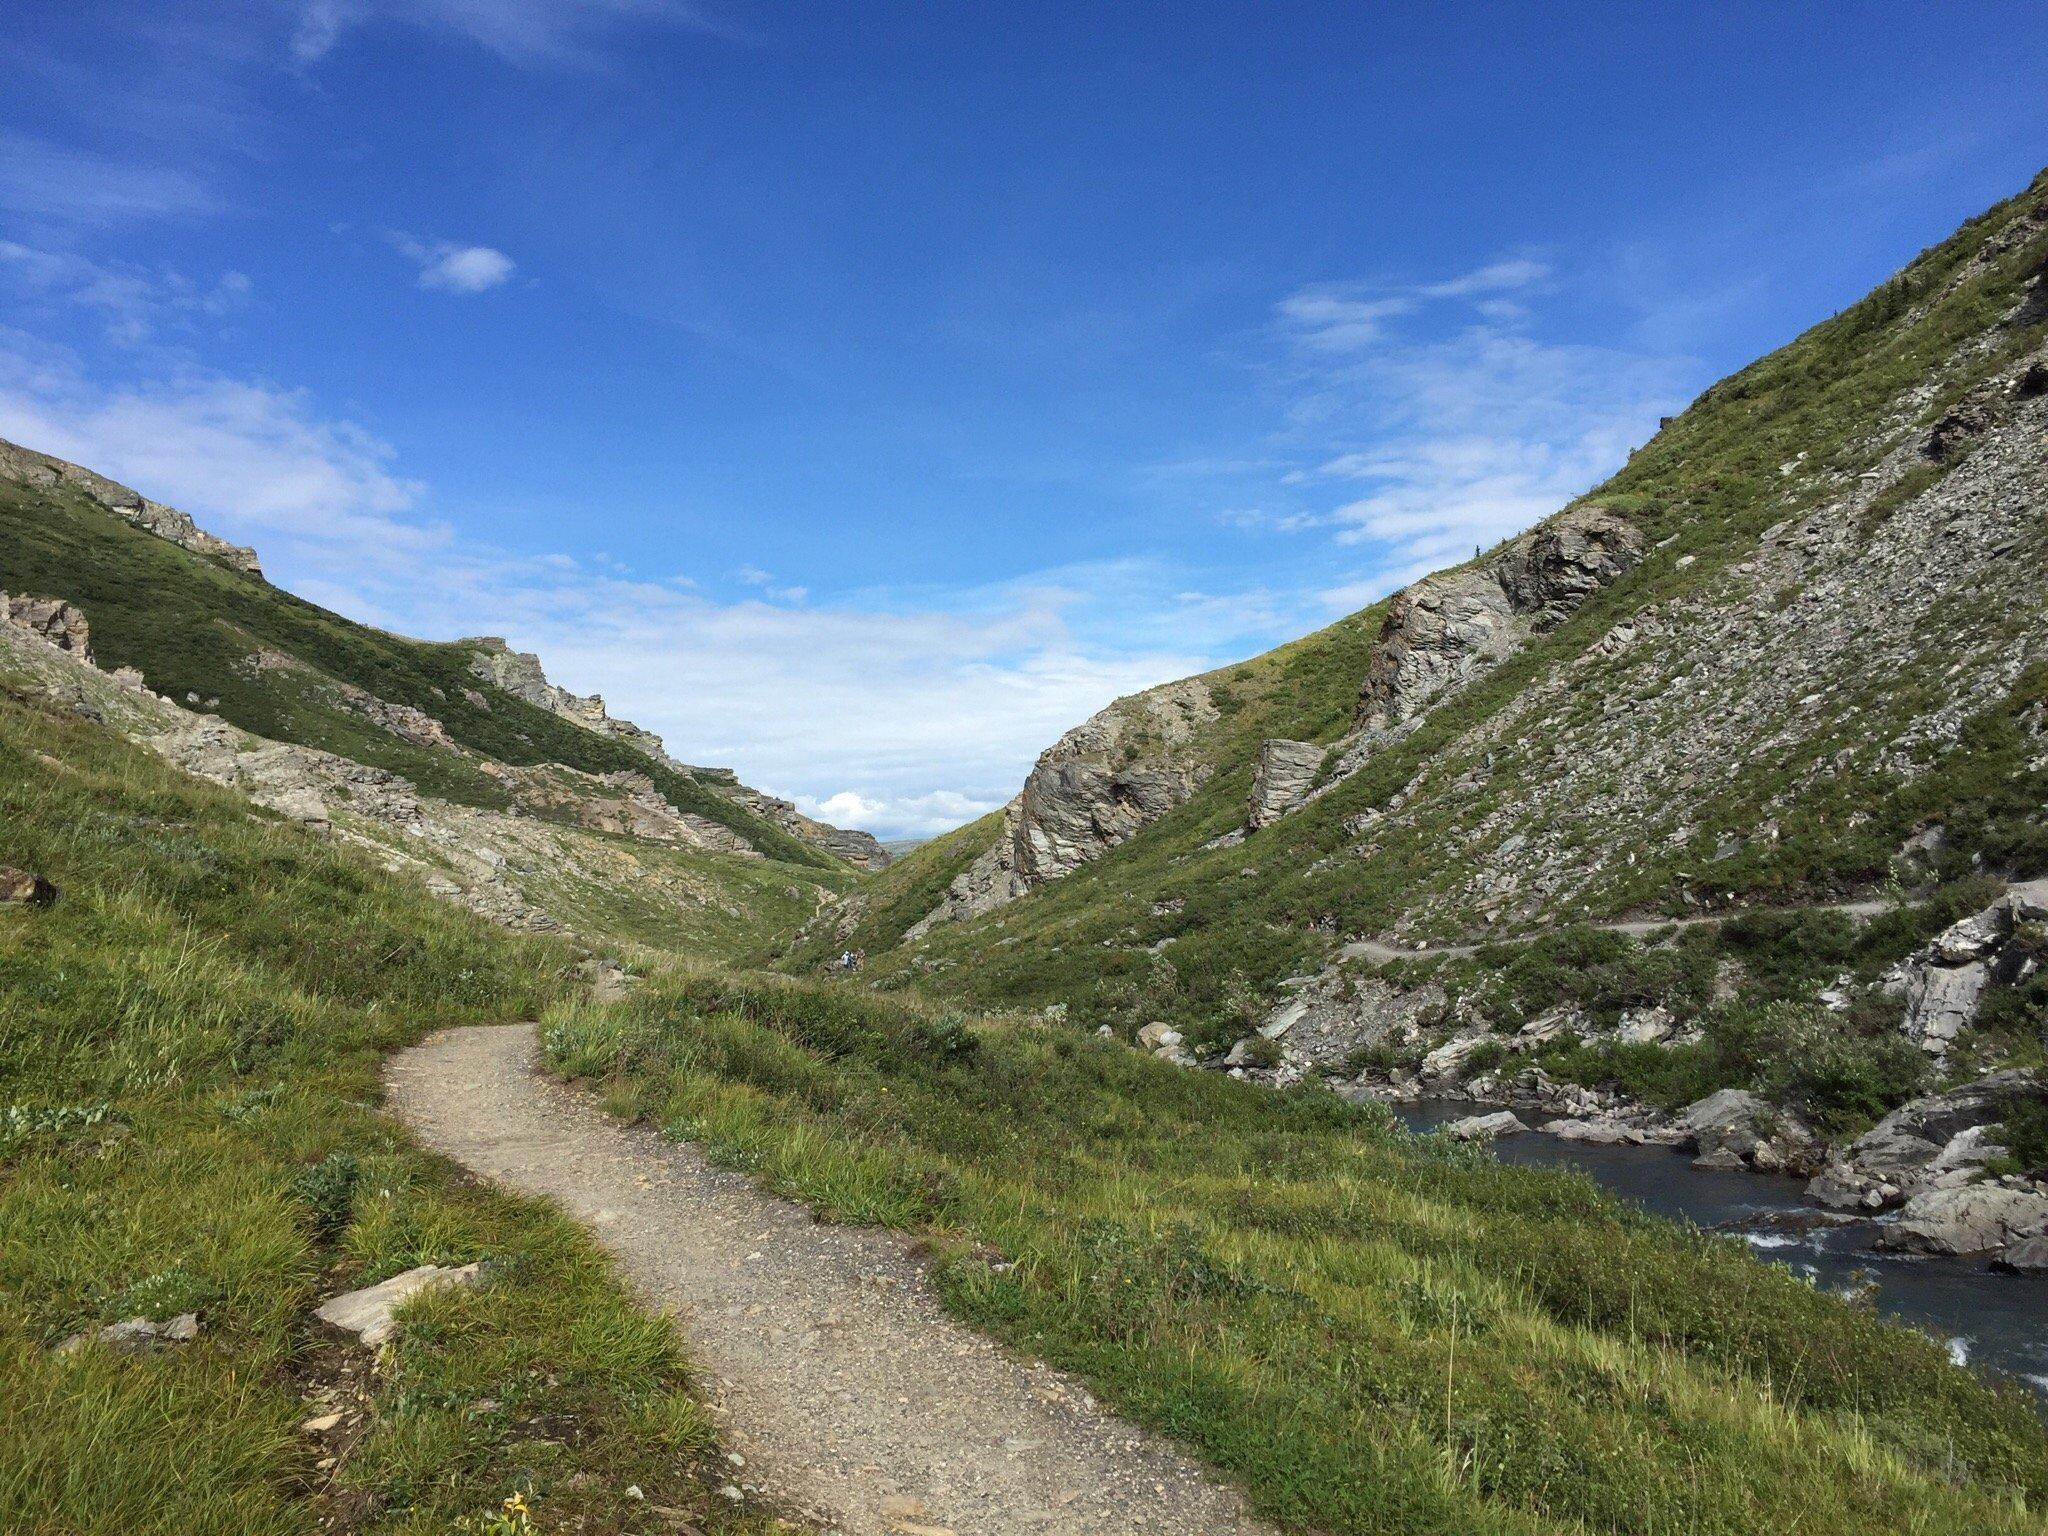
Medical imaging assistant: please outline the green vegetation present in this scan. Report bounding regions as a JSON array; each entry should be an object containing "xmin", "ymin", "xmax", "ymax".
[
  {"xmin": 789, "ymin": 171, "xmax": 2048, "ymax": 1059},
  {"xmin": 547, "ymin": 968, "xmax": 2048, "ymax": 1535},
  {"xmin": 0, "ymin": 688, "xmax": 792, "ymax": 1535},
  {"xmin": 0, "ymin": 474, "xmax": 833, "ymax": 867}
]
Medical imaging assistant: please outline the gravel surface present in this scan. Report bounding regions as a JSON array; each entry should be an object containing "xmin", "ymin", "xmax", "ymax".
[{"xmin": 387, "ymin": 1023, "xmax": 1278, "ymax": 1536}]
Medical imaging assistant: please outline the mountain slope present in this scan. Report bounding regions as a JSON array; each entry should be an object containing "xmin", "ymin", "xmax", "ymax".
[
  {"xmin": 0, "ymin": 440, "xmax": 888, "ymax": 951},
  {"xmin": 796, "ymin": 170, "xmax": 2048, "ymax": 1179}
]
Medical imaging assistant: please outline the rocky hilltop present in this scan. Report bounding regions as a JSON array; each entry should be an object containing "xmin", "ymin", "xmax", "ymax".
[
  {"xmin": 0, "ymin": 442, "xmax": 886, "ymax": 948},
  {"xmin": 793, "ymin": 169, "xmax": 2048, "ymax": 1263}
]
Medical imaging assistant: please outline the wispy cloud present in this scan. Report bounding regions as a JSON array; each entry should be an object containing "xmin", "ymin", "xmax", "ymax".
[
  {"xmin": 1267, "ymin": 254, "xmax": 1687, "ymax": 604},
  {"xmin": 386, "ymin": 233, "xmax": 518, "ymax": 294},
  {"xmin": 292, "ymin": 0, "xmax": 733, "ymax": 68},
  {"xmin": 0, "ymin": 341, "xmax": 1213, "ymax": 839},
  {"xmin": 0, "ymin": 131, "xmax": 221, "ymax": 226},
  {"xmin": 0, "ymin": 241, "xmax": 252, "ymax": 345}
]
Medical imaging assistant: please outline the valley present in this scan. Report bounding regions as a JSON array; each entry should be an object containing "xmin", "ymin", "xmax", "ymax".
[{"xmin": 4, "ymin": 164, "xmax": 2048, "ymax": 1536}]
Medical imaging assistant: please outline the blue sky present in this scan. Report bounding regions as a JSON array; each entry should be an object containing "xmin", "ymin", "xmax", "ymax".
[{"xmin": 3, "ymin": 2, "xmax": 2044, "ymax": 837}]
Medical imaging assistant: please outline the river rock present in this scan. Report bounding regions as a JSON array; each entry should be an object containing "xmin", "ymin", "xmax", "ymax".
[
  {"xmin": 1547, "ymin": 1116, "xmax": 1640, "ymax": 1145},
  {"xmin": 1875, "ymin": 1186, "xmax": 2048, "ymax": 1256},
  {"xmin": 1991, "ymin": 1236, "xmax": 2048, "ymax": 1274},
  {"xmin": 1676, "ymin": 1088, "xmax": 1818, "ymax": 1174},
  {"xmin": 1445, "ymin": 1110, "xmax": 1526, "ymax": 1141}
]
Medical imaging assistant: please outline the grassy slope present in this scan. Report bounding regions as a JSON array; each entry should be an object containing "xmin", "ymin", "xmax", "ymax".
[
  {"xmin": 0, "ymin": 472, "xmax": 833, "ymax": 869},
  {"xmin": 811, "ymin": 171, "xmax": 2048, "ymax": 1041},
  {"xmin": 547, "ymin": 970, "xmax": 2048, "ymax": 1536},
  {"xmin": 0, "ymin": 689, "xmax": 795, "ymax": 1536}
]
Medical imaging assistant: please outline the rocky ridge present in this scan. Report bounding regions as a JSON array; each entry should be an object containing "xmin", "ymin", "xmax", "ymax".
[
  {"xmin": 909, "ymin": 678, "xmax": 1217, "ymax": 934},
  {"xmin": 0, "ymin": 438, "xmax": 262, "ymax": 577},
  {"xmin": 0, "ymin": 594, "xmax": 827, "ymax": 940}
]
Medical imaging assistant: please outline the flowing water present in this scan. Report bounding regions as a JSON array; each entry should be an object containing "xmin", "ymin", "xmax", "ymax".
[{"xmin": 1394, "ymin": 1098, "xmax": 2048, "ymax": 1396}]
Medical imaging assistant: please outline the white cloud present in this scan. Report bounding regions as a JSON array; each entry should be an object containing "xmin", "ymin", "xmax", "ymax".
[
  {"xmin": 0, "ymin": 131, "xmax": 220, "ymax": 226},
  {"xmin": 1269, "ymin": 258, "xmax": 1690, "ymax": 607},
  {"xmin": 387, "ymin": 234, "xmax": 517, "ymax": 294},
  {"xmin": 0, "ymin": 241, "xmax": 253, "ymax": 345},
  {"xmin": 0, "ymin": 340, "xmax": 426, "ymax": 547},
  {"xmin": 293, "ymin": 0, "xmax": 730, "ymax": 68},
  {"xmin": 0, "ymin": 342, "xmax": 1214, "ymax": 840}
]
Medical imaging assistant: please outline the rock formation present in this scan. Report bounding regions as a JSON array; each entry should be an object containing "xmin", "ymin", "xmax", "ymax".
[
  {"xmin": 0, "ymin": 438, "xmax": 262, "ymax": 576},
  {"xmin": 909, "ymin": 678, "xmax": 1217, "ymax": 933}
]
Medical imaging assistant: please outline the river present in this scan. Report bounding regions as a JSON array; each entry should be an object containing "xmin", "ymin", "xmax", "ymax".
[{"xmin": 1394, "ymin": 1098, "xmax": 2048, "ymax": 1396}]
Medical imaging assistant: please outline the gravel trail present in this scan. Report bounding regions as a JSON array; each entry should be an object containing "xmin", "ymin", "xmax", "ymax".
[{"xmin": 386, "ymin": 1023, "xmax": 1278, "ymax": 1536}]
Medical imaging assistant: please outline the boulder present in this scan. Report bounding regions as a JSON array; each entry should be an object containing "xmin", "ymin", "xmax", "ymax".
[
  {"xmin": 1445, "ymin": 1110, "xmax": 1526, "ymax": 1141},
  {"xmin": 0, "ymin": 867, "xmax": 57, "ymax": 907},
  {"xmin": 1990, "ymin": 1235, "xmax": 2048, "ymax": 1274},
  {"xmin": 1246, "ymin": 739, "xmax": 1324, "ymax": 829},
  {"xmin": 1546, "ymin": 1116, "xmax": 1640, "ymax": 1145},
  {"xmin": 315, "ymin": 1262, "xmax": 482, "ymax": 1347},
  {"xmin": 1676, "ymin": 1088, "xmax": 1817, "ymax": 1174},
  {"xmin": 1876, "ymin": 1186, "xmax": 2048, "ymax": 1256},
  {"xmin": 1136, "ymin": 1022, "xmax": 1183, "ymax": 1052}
]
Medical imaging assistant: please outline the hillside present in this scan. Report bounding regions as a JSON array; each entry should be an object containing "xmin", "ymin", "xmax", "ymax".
[
  {"xmin": 0, "ymin": 683, "xmax": 803, "ymax": 1535},
  {"xmin": 0, "ymin": 441, "xmax": 888, "ymax": 954},
  {"xmin": 789, "ymin": 172, "xmax": 2048, "ymax": 1230}
]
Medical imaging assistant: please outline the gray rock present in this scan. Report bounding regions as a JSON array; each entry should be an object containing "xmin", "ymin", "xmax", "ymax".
[
  {"xmin": 1445, "ymin": 1110, "xmax": 1526, "ymax": 1141},
  {"xmin": 1990, "ymin": 1235, "xmax": 2048, "ymax": 1274},
  {"xmin": 1676, "ymin": 1088, "xmax": 1817, "ymax": 1174},
  {"xmin": 909, "ymin": 679, "xmax": 1217, "ymax": 932},
  {"xmin": 315, "ymin": 1262, "xmax": 483, "ymax": 1347},
  {"xmin": 0, "ymin": 866, "xmax": 57, "ymax": 907},
  {"xmin": 1546, "ymin": 1116, "xmax": 1640, "ymax": 1145},
  {"xmin": 1876, "ymin": 1186, "xmax": 2048, "ymax": 1255},
  {"xmin": 58, "ymin": 1312, "xmax": 201, "ymax": 1355},
  {"xmin": 1246, "ymin": 739, "xmax": 1323, "ymax": 829},
  {"xmin": 2, "ymin": 592, "xmax": 92, "ymax": 660}
]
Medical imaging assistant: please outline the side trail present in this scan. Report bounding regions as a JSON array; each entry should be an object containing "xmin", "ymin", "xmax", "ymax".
[{"xmin": 387, "ymin": 1024, "xmax": 1278, "ymax": 1536}]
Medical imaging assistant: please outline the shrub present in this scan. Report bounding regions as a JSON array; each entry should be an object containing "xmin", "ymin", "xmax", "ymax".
[{"xmin": 291, "ymin": 1150, "xmax": 363, "ymax": 1239}]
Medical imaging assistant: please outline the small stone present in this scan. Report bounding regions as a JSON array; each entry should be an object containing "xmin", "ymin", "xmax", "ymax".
[
  {"xmin": 301, "ymin": 1412, "xmax": 344, "ymax": 1433},
  {"xmin": 0, "ymin": 867, "xmax": 57, "ymax": 907}
]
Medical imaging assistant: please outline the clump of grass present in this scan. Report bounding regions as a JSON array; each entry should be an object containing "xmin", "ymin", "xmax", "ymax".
[{"xmin": 550, "ymin": 965, "xmax": 2048, "ymax": 1535}]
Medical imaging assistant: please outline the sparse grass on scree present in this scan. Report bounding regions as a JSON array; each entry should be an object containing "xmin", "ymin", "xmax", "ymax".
[
  {"xmin": 547, "ymin": 971, "xmax": 2048, "ymax": 1536},
  {"xmin": 0, "ymin": 474, "xmax": 833, "ymax": 869},
  {"xmin": 791, "ymin": 171, "xmax": 2048, "ymax": 1042},
  {"xmin": 0, "ymin": 690, "xmax": 795, "ymax": 1536}
]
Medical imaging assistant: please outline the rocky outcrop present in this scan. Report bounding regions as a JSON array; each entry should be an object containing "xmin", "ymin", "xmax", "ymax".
[
  {"xmin": 1247, "ymin": 739, "xmax": 1323, "ymax": 830},
  {"xmin": 464, "ymin": 639, "xmax": 888, "ymax": 868},
  {"xmin": 1882, "ymin": 881, "xmax": 2046, "ymax": 1058},
  {"xmin": 466, "ymin": 637, "xmax": 675, "ymax": 763},
  {"xmin": 710, "ymin": 775, "xmax": 893, "ymax": 870},
  {"xmin": 1326, "ymin": 505, "xmax": 1645, "ymax": 783},
  {"xmin": 2, "ymin": 593, "xmax": 91, "ymax": 660},
  {"xmin": 1808, "ymin": 1071, "xmax": 2041, "ymax": 1210},
  {"xmin": 0, "ymin": 438, "xmax": 261, "ymax": 576},
  {"xmin": 1875, "ymin": 1185, "xmax": 2048, "ymax": 1256},
  {"xmin": 909, "ymin": 679, "xmax": 1217, "ymax": 933}
]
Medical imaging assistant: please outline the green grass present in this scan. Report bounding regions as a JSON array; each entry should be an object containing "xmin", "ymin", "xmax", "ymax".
[
  {"xmin": 797, "ymin": 169, "xmax": 2048, "ymax": 1054},
  {"xmin": 0, "ymin": 687, "xmax": 798, "ymax": 1536},
  {"xmin": 0, "ymin": 474, "xmax": 834, "ymax": 868},
  {"xmin": 546, "ymin": 968, "xmax": 2048, "ymax": 1535}
]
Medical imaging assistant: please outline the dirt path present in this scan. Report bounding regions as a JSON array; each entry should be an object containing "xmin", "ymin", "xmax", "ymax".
[
  {"xmin": 1339, "ymin": 897, "xmax": 1894, "ymax": 966},
  {"xmin": 387, "ymin": 1024, "xmax": 1278, "ymax": 1536}
]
